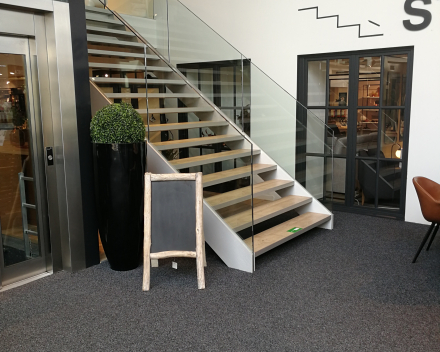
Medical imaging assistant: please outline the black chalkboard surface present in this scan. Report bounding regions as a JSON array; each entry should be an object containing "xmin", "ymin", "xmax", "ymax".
[
  {"xmin": 143, "ymin": 173, "xmax": 205, "ymax": 291},
  {"xmin": 150, "ymin": 180, "xmax": 196, "ymax": 253}
]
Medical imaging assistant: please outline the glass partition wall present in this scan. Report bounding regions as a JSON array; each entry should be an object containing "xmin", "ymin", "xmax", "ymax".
[{"xmin": 298, "ymin": 49, "xmax": 413, "ymax": 218}]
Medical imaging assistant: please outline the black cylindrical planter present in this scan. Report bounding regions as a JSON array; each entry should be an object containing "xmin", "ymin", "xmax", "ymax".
[{"xmin": 93, "ymin": 142, "xmax": 146, "ymax": 271}]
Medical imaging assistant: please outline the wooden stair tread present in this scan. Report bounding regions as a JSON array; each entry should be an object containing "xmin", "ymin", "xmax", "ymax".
[
  {"xmin": 152, "ymin": 135, "xmax": 243, "ymax": 151},
  {"xmin": 245, "ymin": 212, "xmax": 331, "ymax": 256},
  {"xmin": 91, "ymin": 77, "xmax": 186, "ymax": 85},
  {"xmin": 169, "ymin": 149, "xmax": 260, "ymax": 170},
  {"xmin": 89, "ymin": 62, "xmax": 172, "ymax": 72},
  {"xmin": 85, "ymin": 6, "xmax": 110, "ymax": 14},
  {"xmin": 86, "ymin": 14, "xmax": 124, "ymax": 25},
  {"xmin": 87, "ymin": 35, "xmax": 144, "ymax": 47},
  {"xmin": 206, "ymin": 179, "xmax": 294, "ymax": 210},
  {"xmin": 148, "ymin": 120, "xmax": 228, "ymax": 132},
  {"xmin": 106, "ymin": 93, "xmax": 199, "ymax": 99},
  {"xmin": 138, "ymin": 107, "xmax": 213, "ymax": 114},
  {"xmin": 203, "ymin": 164, "xmax": 277, "ymax": 188},
  {"xmin": 224, "ymin": 195, "xmax": 312, "ymax": 232},
  {"xmin": 86, "ymin": 25, "xmax": 135, "ymax": 37},
  {"xmin": 88, "ymin": 49, "xmax": 158, "ymax": 60}
]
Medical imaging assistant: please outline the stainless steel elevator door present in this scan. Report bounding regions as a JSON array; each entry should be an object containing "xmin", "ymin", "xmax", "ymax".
[{"xmin": 0, "ymin": 35, "xmax": 49, "ymax": 287}]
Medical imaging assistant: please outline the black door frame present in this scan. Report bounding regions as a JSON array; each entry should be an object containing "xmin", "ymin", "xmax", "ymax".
[{"xmin": 297, "ymin": 46, "xmax": 414, "ymax": 219}]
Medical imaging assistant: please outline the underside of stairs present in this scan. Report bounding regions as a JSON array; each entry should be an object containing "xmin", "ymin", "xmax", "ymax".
[{"xmin": 85, "ymin": 5, "xmax": 333, "ymax": 273}]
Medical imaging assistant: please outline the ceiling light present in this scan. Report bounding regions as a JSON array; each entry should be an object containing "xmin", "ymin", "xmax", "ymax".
[
  {"xmin": 10, "ymin": 72, "xmax": 14, "ymax": 75},
  {"xmin": 105, "ymin": 73, "xmax": 109, "ymax": 77},
  {"xmin": 6, "ymin": 81, "xmax": 10, "ymax": 84},
  {"xmin": 0, "ymin": 73, "xmax": 2, "ymax": 76}
]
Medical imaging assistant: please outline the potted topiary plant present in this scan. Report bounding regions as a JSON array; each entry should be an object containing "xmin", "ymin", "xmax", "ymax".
[{"xmin": 91, "ymin": 102, "xmax": 146, "ymax": 271}]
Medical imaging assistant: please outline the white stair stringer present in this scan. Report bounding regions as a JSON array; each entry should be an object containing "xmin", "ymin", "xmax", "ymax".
[{"xmin": 146, "ymin": 143, "xmax": 254, "ymax": 273}]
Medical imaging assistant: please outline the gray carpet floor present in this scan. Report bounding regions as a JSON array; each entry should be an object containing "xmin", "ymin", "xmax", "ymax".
[{"xmin": 2, "ymin": 211, "xmax": 440, "ymax": 351}]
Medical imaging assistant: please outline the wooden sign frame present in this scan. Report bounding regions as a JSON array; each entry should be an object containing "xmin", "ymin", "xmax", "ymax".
[{"xmin": 143, "ymin": 173, "xmax": 205, "ymax": 291}]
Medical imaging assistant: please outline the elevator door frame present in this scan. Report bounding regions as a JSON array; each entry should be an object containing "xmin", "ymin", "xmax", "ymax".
[{"xmin": 0, "ymin": 18, "xmax": 53, "ymax": 287}]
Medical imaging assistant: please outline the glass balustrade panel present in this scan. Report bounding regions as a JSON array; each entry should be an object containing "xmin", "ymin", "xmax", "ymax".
[
  {"xmin": 85, "ymin": 0, "xmax": 335, "ymax": 258},
  {"xmin": 250, "ymin": 63, "xmax": 333, "ymax": 205},
  {"xmin": 101, "ymin": 0, "xmax": 334, "ymax": 200}
]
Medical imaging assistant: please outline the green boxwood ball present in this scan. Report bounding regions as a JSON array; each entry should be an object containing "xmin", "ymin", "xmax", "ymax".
[{"xmin": 90, "ymin": 102, "xmax": 146, "ymax": 144}]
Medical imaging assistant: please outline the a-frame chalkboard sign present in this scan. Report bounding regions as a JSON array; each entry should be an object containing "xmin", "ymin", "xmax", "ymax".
[{"xmin": 142, "ymin": 173, "xmax": 205, "ymax": 290}]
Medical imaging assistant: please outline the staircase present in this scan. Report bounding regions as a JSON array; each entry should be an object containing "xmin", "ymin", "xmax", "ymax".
[{"xmin": 85, "ymin": 4, "xmax": 333, "ymax": 273}]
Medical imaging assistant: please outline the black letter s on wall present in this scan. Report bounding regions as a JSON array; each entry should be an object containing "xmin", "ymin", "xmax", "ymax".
[{"xmin": 403, "ymin": 0, "xmax": 432, "ymax": 31}]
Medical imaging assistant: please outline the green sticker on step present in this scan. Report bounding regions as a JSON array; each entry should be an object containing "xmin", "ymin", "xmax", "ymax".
[{"xmin": 287, "ymin": 227, "xmax": 302, "ymax": 233}]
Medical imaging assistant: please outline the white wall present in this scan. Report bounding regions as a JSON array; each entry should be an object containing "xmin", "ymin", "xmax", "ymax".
[{"xmin": 180, "ymin": 0, "xmax": 440, "ymax": 225}]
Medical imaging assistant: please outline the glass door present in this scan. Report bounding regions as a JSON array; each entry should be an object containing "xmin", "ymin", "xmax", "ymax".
[
  {"xmin": 355, "ymin": 55, "xmax": 407, "ymax": 210},
  {"xmin": 0, "ymin": 36, "xmax": 48, "ymax": 287},
  {"xmin": 306, "ymin": 58, "xmax": 350, "ymax": 204},
  {"xmin": 300, "ymin": 48, "xmax": 412, "ymax": 218}
]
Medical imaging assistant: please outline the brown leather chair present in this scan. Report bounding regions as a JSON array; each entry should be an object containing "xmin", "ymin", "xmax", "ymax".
[{"xmin": 412, "ymin": 177, "xmax": 440, "ymax": 263}]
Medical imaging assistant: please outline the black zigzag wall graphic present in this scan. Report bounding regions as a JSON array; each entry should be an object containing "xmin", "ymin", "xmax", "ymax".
[{"xmin": 298, "ymin": 6, "xmax": 384, "ymax": 38}]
